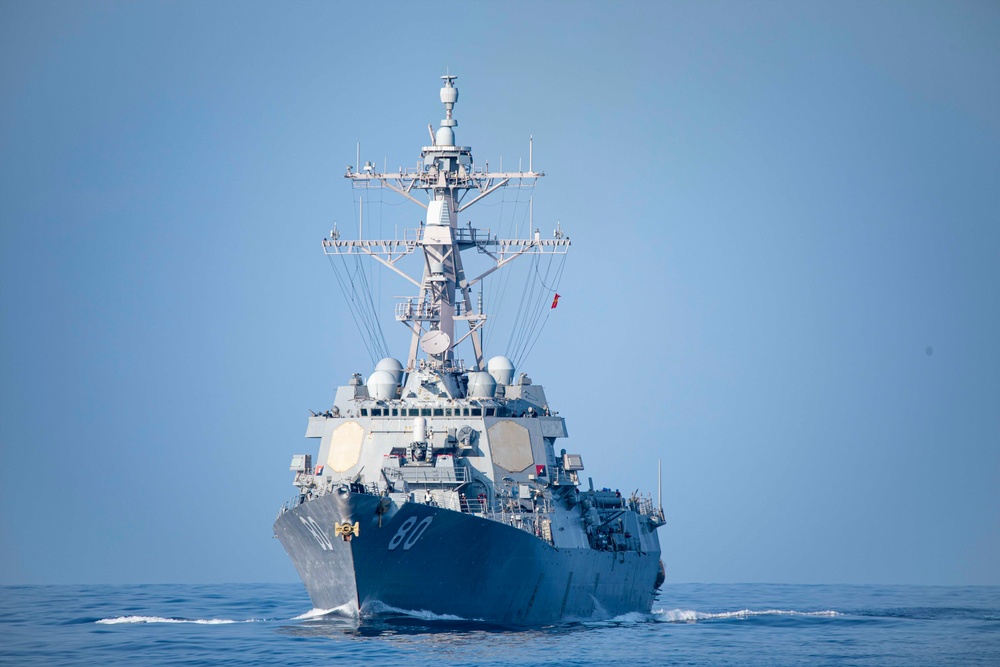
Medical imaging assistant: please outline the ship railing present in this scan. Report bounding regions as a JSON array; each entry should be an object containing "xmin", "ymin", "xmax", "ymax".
[
  {"xmin": 277, "ymin": 494, "xmax": 302, "ymax": 517},
  {"xmin": 463, "ymin": 495, "xmax": 552, "ymax": 516},
  {"xmin": 630, "ymin": 494, "xmax": 666, "ymax": 524},
  {"xmin": 322, "ymin": 237, "xmax": 419, "ymax": 259},
  {"xmin": 461, "ymin": 498, "xmax": 554, "ymax": 540},
  {"xmin": 395, "ymin": 299, "xmax": 440, "ymax": 322},
  {"xmin": 441, "ymin": 359, "xmax": 467, "ymax": 373},
  {"xmin": 415, "ymin": 492, "xmax": 464, "ymax": 513},
  {"xmin": 453, "ymin": 226, "xmax": 492, "ymax": 245},
  {"xmin": 398, "ymin": 488, "xmax": 557, "ymax": 545},
  {"xmin": 292, "ymin": 471, "xmax": 336, "ymax": 495},
  {"xmin": 632, "ymin": 495, "xmax": 654, "ymax": 515},
  {"xmin": 348, "ymin": 167, "xmax": 540, "ymax": 193},
  {"xmin": 387, "ymin": 464, "xmax": 470, "ymax": 486},
  {"xmin": 550, "ymin": 470, "xmax": 579, "ymax": 487}
]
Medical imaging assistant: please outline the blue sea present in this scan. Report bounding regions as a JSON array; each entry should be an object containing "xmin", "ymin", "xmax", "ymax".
[{"xmin": 1, "ymin": 583, "xmax": 997, "ymax": 666}]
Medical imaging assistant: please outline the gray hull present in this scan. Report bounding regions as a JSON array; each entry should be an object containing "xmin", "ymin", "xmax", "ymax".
[{"xmin": 274, "ymin": 492, "xmax": 661, "ymax": 625}]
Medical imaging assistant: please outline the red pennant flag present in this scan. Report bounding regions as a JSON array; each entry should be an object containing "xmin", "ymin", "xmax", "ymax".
[{"xmin": 551, "ymin": 293, "xmax": 561, "ymax": 309}]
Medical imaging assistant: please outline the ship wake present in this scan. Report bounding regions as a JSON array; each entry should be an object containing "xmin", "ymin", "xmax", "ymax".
[
  {"xmin": 653, "ymin": 608, "xmax": 841, "ymax": 622},
  {"xmin": 95, "ymin": 616, "xmax": 263, "ymax": 625},
  {"xmin": 574, "ymin": 608, "xmax": 841, "ymax": 627}
]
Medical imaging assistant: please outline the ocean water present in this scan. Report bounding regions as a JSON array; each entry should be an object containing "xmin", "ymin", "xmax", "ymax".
[{"xmin": 1, "ymin": 583, "xmax": 997, "ymax": 666}]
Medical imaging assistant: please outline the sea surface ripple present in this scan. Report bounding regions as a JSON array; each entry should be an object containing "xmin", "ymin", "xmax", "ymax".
[{"xmin": 1, "ymin": 583, "xmax": 997, "ymax": 666}]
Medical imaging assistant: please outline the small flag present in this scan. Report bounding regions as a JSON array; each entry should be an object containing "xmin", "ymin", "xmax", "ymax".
[
  {"xmin": 550, "ymin": 293, "xmax": 561, "ymax": 309},
  {"xmin": 536, "ymin": 465, "xmax": 547, "ymax": 477}
]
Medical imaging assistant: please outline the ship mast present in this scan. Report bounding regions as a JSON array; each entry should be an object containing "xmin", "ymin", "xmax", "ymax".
[{"xmin": 324, "ymin": 75, "xmax": 569, "ymax": 375}]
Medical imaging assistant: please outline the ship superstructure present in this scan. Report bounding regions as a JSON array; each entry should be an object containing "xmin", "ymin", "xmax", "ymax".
[{"xmin": 273, "ymin": 75, "xmax": 665, "ymax": 624}]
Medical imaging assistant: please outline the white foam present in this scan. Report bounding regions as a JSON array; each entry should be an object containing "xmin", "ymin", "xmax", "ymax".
[
  {"xmin": 95, "ymin": 616, "xmax": 256, "ymax": 625},
  {"xmin": 604, "ymin": 611, "xmax": 653, "ymax": 624},
  {"xmin": 361, "ymin": 600, "xmax": 475, "ymax": 622},
  {"xmin": 653, "ymin": 608, "xmax": 841, "ymax": 622},
  {"xmin": 292, "ymin": 602, "xmax": 359, "ymax": 620}
]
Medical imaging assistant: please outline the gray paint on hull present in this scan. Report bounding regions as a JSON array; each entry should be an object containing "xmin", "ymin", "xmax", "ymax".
[{"xmin": 274, "ymin": 493, "xmax": 661, "ymax": 624}]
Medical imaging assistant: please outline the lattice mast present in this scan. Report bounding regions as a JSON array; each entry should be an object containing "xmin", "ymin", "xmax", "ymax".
[{"xmin": 325, "ymin": 75, "xmax": 569, "ymax": 373}]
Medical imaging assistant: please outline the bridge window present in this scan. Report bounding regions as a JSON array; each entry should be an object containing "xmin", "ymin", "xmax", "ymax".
[{"xmin": 433, "ymin": 408, "xmax": 444, "ymax": 417}]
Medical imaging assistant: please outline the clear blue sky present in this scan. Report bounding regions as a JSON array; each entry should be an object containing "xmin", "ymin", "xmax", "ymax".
[{"xmin": 2, "ymin": 0, "xmax": 998, "ymax": 585}]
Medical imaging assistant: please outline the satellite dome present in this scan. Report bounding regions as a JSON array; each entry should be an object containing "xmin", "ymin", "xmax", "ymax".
[
  {"xmin": 467, "ymin": 371, "xmax": 497, "ymax": 398},
  {"xmin": 367, "ymin": 370, "xmax": 398, "ymax": 401},
  {"xmin": 375, "ymin": 357, "xmax": 404, "ymax": 384},
  {"xmin": 435, "ymin": 125, "xmax": 455, "ymax": 146},
  {"xmin": 487, "ymin": 356, "xmax": 515, "ymax": 386}
]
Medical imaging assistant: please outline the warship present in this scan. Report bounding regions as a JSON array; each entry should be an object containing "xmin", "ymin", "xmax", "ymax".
[{"xmin": 273, "ymin": 75, "xmax": 665, "ymax": 624}]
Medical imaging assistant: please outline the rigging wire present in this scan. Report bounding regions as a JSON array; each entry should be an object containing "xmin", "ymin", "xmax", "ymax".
[
  {"xmin": 352, "ymin": 254, "xmax": 390, "ymax": 359},
  {"xmin": 501, "ymin": 190, "xmax": 540, "ymax": 357},
  {"xmin": 482, "ymin": 184, "xmax": 510, "ymax": 351},
  {"xmin": 514, "ymin": 252, "xmax": 567, "ymax": 368},
  {"xmin": 346, "ymin": 258, "xmax": 384, "ymax": 360},
  {"xmin": 505, "ymin": 253, "xmax": 539, "ymax": 358},
  {"xmin": 323, "ymin": 176, "xmax": 393, "ymax": 366},
  {"xmin": 505, "ymin": 248, "xmax": 567, "ymax": 368},
  {"xmin": 326, "ymin": 253, "xmax": 380, "ymax": 366},
  {"xmin": 483, "ymin": 180, "xmax": 530, "ymax": 352}
]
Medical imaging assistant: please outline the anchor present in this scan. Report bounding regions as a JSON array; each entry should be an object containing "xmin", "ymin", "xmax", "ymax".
[{"xmin": 334, "ymin": 522, "xmax": 360, "ymax": 542}]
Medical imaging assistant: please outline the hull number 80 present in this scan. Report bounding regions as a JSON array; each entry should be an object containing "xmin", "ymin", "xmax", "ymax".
[{"xmin": 388, "ymin": 516, "xmax": 433, "ymax": 550}]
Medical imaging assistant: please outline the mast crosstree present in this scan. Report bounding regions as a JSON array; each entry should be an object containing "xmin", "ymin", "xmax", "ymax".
[{"xmin": 324, "ymin": 75, "xmax": 569, "ymax": 373}]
